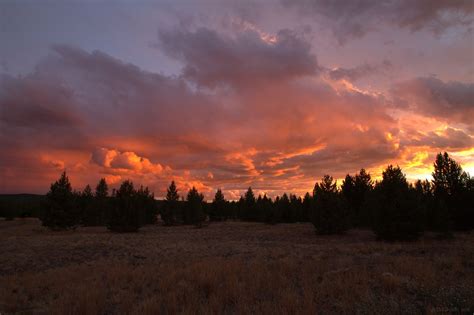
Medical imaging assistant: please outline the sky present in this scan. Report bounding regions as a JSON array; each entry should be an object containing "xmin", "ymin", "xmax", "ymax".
[{"xmin": 1, "ymin": 0, "xmax": 473, "ymax": 199}]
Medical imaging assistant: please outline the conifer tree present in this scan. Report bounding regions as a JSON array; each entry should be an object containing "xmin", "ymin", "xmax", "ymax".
[
  {"xmin": 432, "ymin": 152, "xmax": 472, "ymax": 232},
  {"xmin": 186, "ymin": 187, "xmax": 205, "ymax": 227},
  {"xmin": 311, "ymin": 175, "xmax": 348, "ymax": 234},
  {"xmin": 210, "ymin": 189, "xmax": 226, "ymax": 221},
  {"xmin": 106, "ymin": 180, "xmax": 146, "ymax": 232},
  {"xmin": 161, "ymin": 181, "xmax": 180, "ymax": 225},
  {"xmin": 95, "ymin": 178, "xmax": 108, "ymax": 198},
  {"xmin": 371, "ymin": 165, "xmax": 423, "ymax": 241},
  {"xmin": 80, "ymin": 184, "xmax": 97, "ymax": 226},
  {"xmin": 302, "ymin": 192, "xmax": 312, "ymax": 222},
  {"xmin": 242, "ymin": 187, "xmax": 256, "ymax": 221},
  {"xmin": 40, "ymin": 172, "xmax": 80, "ymax": 230}
]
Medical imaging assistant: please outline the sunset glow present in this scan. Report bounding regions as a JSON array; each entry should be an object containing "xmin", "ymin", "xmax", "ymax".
[{"xmin": 1, "ymin": 0, "xmax": 473, "ymax": 199}]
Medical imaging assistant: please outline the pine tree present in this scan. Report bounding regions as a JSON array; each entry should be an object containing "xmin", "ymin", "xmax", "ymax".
[
  {"xmin": 40, "ymin": 172, "xmax": 80, "ymax": 230},
  {"xmin": 186, "ymin": 187, "xmax": 205, "ymax": 227},
  {"xmin": 302, "ymin": 192, "xmax": 312, "ymax": 222},
  {"xmin": 371, "ymin": 165, "xmax": 423, "ymax": 241},
  {"xmin": 137, "ymin": 185, "xmax": 157, "ymax": 224},
  {"xmin": 106, "ymin": 180, "xmax": 145, "ymax": 232},
  {"xmin": 279, "ymin": 193, "xmax": 291, "ymax": 223},
  {"xmin": 95, "ymin": 178, "xmax": 108, "ymax": 198},
  {"xmin": 311, "ymin": 175, "xmax": 348, "ymax": 234},
  {"xmin": 161, "ymin": 181, "xmax": 180, "ymax": 225},
  {"xmin": 242, "ymin": 187, "xmax": 256, "ymax": 221},
  {"xmin": 80, "ymin": 184, "xmax": 97, "ymax": 226},
  {"xmin": 432, "ymin": 152, "xmax": 472, "ymax": 232},
  {"xmin": 210, "ymin": 189, "xmax": 226, "ymax": 221}
]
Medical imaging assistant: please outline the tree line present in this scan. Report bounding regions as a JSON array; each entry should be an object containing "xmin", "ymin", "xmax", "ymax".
[{"xmin": 28, "ymin": 152, "xmax": 473, "ymax": 241}]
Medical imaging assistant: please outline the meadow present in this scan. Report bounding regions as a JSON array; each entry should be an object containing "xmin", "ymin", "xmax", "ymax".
[{"xmin": 1, "ymin": 218, "xmax": 473, "ymax": 314}]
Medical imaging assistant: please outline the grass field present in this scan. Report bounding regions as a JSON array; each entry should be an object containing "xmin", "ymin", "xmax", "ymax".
[{"xmin": 1, "ymin": 219, "xmax": 473, "ymax": 314}]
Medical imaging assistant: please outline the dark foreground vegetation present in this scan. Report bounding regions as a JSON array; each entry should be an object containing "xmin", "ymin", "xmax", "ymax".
[
  {"xmin": 2, "ymin": 152, "xmax": 472, "ymax": 241},
  {"xmin": 0, "ymin": 220, "xmax": 473, "ymax": 314}
]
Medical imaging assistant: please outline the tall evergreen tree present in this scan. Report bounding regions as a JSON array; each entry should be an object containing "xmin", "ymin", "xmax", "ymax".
[
  {"xmin": 371, "ymin": 165, "xmax": 423, "ymax": 241},
  {"xmin": 242, "ymin": 187, "xmax": 256, "ymax": 221},
  {"xmin": 106, "ymin": 180, "xmax": 146, "ymax": 232},
  {"xmin": 311, "ymin": 175, "xmax": 349, "ymax": 234},
  {"xmin": 302, "ymin": 192, "xmax": 312, "ymax": 222},
  {"xmin": 80, "ymin": 184, "xmax": 97, "ymax": 226},
  {"xmin": 432, "ymin": 152, "xmax": 472, "ymax": 232},
  {"xmin": 289, "ymin": 194, "xmax": 302, "ymax": 223},
  {"xmin": 210, "ymin": 189, "xmax": 226, "ymax": 221},
  {"xmin": 185, "ymin": 187, "xmax": 205, "ymax": 227},
  {"xmin": 40, "ymin": 172, "xmax": 80, "ymax": 230},
  {"xmin": 95, "ymin": 178, "xmax": 108, "ymax": 198},
  {"xmin": 137, "ymin": 185, "xmax": 158, "ymax": 224},
  {"xmin": 161, "ymin": 181, "xmax": 180, "ymax": 225}
]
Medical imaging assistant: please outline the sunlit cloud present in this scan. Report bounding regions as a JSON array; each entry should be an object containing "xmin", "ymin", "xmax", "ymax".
[{"xmin": 1, "ymin": 1, "xmax": 473, "ymax": 199}]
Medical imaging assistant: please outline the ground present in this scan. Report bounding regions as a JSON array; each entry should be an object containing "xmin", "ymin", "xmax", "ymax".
[{"xmin": 0, "ymin": 219, "xmax": 473, "ymax": 314}]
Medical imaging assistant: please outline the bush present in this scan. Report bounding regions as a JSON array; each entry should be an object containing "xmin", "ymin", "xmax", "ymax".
[
  {"xmin": 40, "ymin": 172, "xmax": 81, "ymax": 230},
  {"xmin": 311, "ymin": 175, "xmax": 349, "ymax": 234}
]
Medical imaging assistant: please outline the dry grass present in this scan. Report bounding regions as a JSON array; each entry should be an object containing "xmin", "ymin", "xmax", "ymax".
[{"xmin": 0, "ymin": 219, "xmax": 473, "ymax": 314}]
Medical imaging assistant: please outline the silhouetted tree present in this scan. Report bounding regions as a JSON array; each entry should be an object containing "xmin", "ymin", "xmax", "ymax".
[
  {"xmin": 95, "ymin": 178, "xmax": 108, "ymax": 198},
  {"xmin": 302, "ymin": 192, "xmax": 312, "ymax": 222},
  {"xmin": 137, "ymin": 185, "xmax": 158, "ymax": 224},
  {"xmin": 106, "ymin": 180, "xmax": 146, "ymax": 232},
  {"xmin": 268, "ymin": 195, "xmax": 282, "ymax": 224},
  {"xmin": 90, "ymin": 178, "xmax": 109, "ymax": 226},
  {"xmin": 241, "ymin": 187, "xmax": 256, "ymax": 221},
  {"xmin": 210, "ymin": 189, "xmax": 226, "ymax": 221},
  {"xmin": 40, "ymin": 172, "xmax": 80, "ymax": 230},
  {"xmin": 371, "ymin": 165, "xmax": 423, "ymax": 241},
  {"xmin": 311, "ymin": 175, "xmax": 349, "ymax": 234},
  {"xmin": 414, "ymin": 179, "xmax": 433, "ymax": 229},
  {"xmin": 342, "ymin": 169, "xmax": 373, "ymax": 227},
  {"xmin": 258, "ymin": 194, "xmax": 273, "ymax": 223},
  {"xmin": 161, "ymin": 181, "xmax": 179, "ymax": 226},
  {"xmin": 279, "ymin": 193, "xmax": 292, "ymax": 223},
  {"xmin": 432, "ymin": 152, "xmax": 472, "ymax": 233},
  {"xmin": 79, "ymin": 184, "xmax": 98, "ymax": 226},
  {"xmin": 185, "ymin": 187, "xmax": 205, "ymax": 227}
]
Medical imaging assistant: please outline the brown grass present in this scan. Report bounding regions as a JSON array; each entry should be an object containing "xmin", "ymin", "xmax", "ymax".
[{"xmin": 1, "ymin": 219, "xmax": 473, "ymax": 314}]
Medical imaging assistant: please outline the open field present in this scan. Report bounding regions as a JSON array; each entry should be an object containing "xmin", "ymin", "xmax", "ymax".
[{"xmin": 1, "ymin": 219, "xmax": 473, "ymax": 314}]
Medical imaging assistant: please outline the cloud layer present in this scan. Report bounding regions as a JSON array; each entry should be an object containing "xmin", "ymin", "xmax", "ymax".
[{"xmin": 1, "ymin": 13, "xmax": 473, "ymax": 198}]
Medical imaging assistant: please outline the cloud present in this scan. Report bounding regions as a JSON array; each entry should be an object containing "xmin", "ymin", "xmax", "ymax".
[
  {"xmin": 91, "ymin": 148, "xmax": 166, "ymax": 174},
  {"xmin": 402, "ymin": 127, "xmax": 473, "ymax": 150},
  {"xmin": 158, "ymin": 26, "xmax": 319, "ymax": 88},
  {"xmin": 1, "ymin": 42, "xmax": 472, "ymax": 197},
  {"xmin": 284, "ymin": 0, "xmax": 474, "ymax": 44},
  {"xmin": 327, "ymin": 60, "xmax": 393, "ymax": 82},
  {"xmin": 393, "ymin": 77, "xmax": 474, "ymax": 131}
]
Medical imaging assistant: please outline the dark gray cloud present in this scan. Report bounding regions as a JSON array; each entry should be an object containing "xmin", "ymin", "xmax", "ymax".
[
  {"xmin": 284, "ymin": 0, "xmax": 474, "ymax": 44},
  {"xmin": 328, "ymin": 60, "xmax": 393, "ymax": 81},
  {"xmin": 158, "ymin": 26, "xmax": 319, "ymax": 88},
  {"xmin": 402, "ymin": 127, "xmax": 474, "ymax": 149},
  {"xmin": 393, "ymin": 77, "xmax": 474, "ymax": 131}
]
